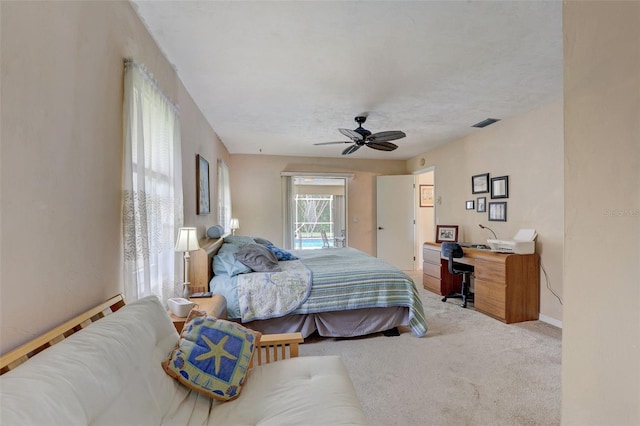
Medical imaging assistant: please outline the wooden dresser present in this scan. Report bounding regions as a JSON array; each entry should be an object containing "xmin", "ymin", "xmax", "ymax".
[
  {"xmin": 423, "ymin": 242, "xmax": 540, "ymax": 324},
  {"xmin": 422, "ymin": 244, "xmax": 462, "ymax": 296}
]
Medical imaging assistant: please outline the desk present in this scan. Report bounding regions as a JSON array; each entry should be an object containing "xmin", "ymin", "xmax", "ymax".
[{"xmin": 423, "ymin": 242, "xmax": 540, "ymax": 323}]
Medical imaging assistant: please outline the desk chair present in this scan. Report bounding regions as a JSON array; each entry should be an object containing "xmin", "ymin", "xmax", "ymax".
[{"xmin": 441, "ymin": 242, "xmax": 474, "ymax": 308}]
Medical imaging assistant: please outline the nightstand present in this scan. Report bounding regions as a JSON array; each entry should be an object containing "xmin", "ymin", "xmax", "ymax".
[{"xmin": 168, "ymin": 294, "xmax": 227, "ymax": 333}]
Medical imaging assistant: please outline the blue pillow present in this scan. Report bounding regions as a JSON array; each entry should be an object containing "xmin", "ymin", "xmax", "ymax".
[
  {"xmin": 223, "ymin": 235, "xmax": 256, "ymax": 247},
  {"xmin": 264, "ymin": 243, "xmax": 299, "ymax": 261},
  {"xmin": 206, "ymin": 225, "xmax": 225, "ymax": 238},
  {"xmin": 213, "ymin": 252, "xmax": 252, "ymax": 276},
  {"xmin": 218, "ymin": 243, "xmax": 241, "ymax": 254}
]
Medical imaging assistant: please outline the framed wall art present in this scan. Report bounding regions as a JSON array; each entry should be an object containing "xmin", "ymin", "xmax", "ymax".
[
  {"xmin": 196, "ymin": 154, "xmax": 210, "ymax": 215},
  {"xmin": 436, "ymin": 225, "xmax": 459, "ymax": 243},
  {"xmin": 477, "ymin": 196, "xmax": 487, "ymax": 213},
  {"xmin": 472, "ymin": 173, "xmax": 489, "ymax": 194},
  {"xmin": 488, "ymin": 201, "xmax": 507, "ymax": 222},
  {"xmin": 466, "ymin": 200, "xmax": 475, "ymax": 210},
  {"xmin": 491, "ymin": 175, "xmax": 509, "ymax": 199},
  {"xmin": 419, "ymin": 184, "xmax": 434, "ymax": 207}
]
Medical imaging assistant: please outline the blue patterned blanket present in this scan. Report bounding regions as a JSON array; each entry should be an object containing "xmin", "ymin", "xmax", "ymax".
[
  {"xmin": 291, "ymin": 248, "xmax": 427, "ymax": 337},
  {"xmin": 237, "ymin": 259, "xmax": 312, "ymax": 321}
]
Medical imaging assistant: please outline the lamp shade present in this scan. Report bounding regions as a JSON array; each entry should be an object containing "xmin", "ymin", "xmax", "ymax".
[
  {"xmin": 230, "ymin": 218, "xmax": 240, "ymax": 230},
  {"xmin": 175, "ymin": 227, "xmax": 200, "ymax": 252}
]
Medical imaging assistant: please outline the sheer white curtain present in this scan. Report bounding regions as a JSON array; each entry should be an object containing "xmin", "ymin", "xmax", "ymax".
[
  {"xmin": 122, "ymin": 60, "xmax": 183, "ymax": 304},
  {"xmin": 281, "ymin": 176, "xmax": 295, "ymax": 249},
  {"xmin": 217, "ymin": 159, "xmax": 231, "ymax": 231}
]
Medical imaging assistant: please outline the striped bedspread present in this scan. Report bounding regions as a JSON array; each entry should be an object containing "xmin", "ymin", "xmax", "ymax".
[{"xmin": 291, "ymin": 247, "xmax": 427, "ymax": 337}]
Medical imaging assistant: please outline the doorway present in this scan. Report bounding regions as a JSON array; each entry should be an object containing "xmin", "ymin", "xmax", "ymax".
[{"xmin": 415, "ymin": 167, "xmax": 436, "ymax": 268}]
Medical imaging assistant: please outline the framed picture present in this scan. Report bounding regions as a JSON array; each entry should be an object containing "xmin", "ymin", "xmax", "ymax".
[
  {"xmin": 477, "ymin": 196, "xmax": 487, "ymax": 213},
  {"xmin": 488, "ymin": 202, "xmax": 507, "ymax": 222},
  {"xmin": 419, "ymin": 185, "xmax": 434, "ymax": 207},
  {"xmin": 196, "ymin": 154, "xmax": 210, "ymax": 215},
  {"xmin": 436, "ymin": 225, "xmax": 459, "ymax": 243},
  {"xmin": 472, "ymin": 173, "xmax": 490, "ymax": 194},
  {"xmin": 491, "ymin": 175, "xmax": 509, "ymax": 199},
  {"xmin": 465, "ymin": 200, "xmax": 475, "ymax": 210}
]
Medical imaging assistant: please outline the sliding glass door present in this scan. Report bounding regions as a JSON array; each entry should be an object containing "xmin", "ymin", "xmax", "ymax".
[{"xmin": 282, "ymin": 175, "xmax": 347, "ymax": 250}]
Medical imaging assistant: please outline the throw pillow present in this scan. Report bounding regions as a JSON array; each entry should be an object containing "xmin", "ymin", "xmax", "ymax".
[
  {"xmin": 162, "ymin": 310, "xmax": 261, "ymax": 401},
  {"xmin": 206, "ymin": 225, "xmax": 225, "ymax": 239},
  {"xmin": 234, "ymin": 243, "xmax": 281, "ymax": 272},
  {"xmin": 253, "ymin": 237, "xmax": 273, "ymax": 246},
  {"xmin": 213, "ymin": 251, "xmax": 252, "ymax": 276},
  {"xmin": 223, "ymin": 235, "xmax": 256, "ymax": 247},
  {"xmin": 264, "ymin": 243, "xmax": 299, "ymax": 261}
]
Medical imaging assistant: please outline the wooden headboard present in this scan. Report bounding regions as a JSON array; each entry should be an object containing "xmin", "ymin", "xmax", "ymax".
[{"xmin": 188, "ymin": 236, "xmax": 224, "ymax": 293}]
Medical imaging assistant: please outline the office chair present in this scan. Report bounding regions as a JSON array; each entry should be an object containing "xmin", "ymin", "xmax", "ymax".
[{"xmin": 441, "ymin": 242, "xmax": 475, "ymax": 308}]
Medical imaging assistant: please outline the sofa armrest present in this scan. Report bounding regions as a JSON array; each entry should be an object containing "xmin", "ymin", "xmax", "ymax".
[{"xmin": 252, "ymin": 332, "xmax": 304, "ymax": 368}]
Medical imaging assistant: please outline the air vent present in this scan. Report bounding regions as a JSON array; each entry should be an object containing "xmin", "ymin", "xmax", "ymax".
[{"xmin": 472, "ymin": 118, "xmax": 500, "ymax": 128}]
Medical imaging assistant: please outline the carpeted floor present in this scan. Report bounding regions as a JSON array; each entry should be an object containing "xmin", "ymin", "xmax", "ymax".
[{"xmin": 299, "ymin": 272, "xmax": 562, "ymax": 426}]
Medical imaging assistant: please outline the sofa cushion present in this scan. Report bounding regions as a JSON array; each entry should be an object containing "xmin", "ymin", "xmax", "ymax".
[
  {"xmin": 163, "ymin": 310, "xmax": 260, "ymax": 401},
  {"xmin": 0, "ymin": 296, "xmax": 184, "ymax": 425},
  {"xmin": 209, "ymin": 356, "xmax": 367, "ymax": 425}
]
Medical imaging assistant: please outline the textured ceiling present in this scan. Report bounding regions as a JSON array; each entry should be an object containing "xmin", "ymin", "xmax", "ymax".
[{"xmin": 130, "ymin": 1, "xmax": 563, "ymax": 160}]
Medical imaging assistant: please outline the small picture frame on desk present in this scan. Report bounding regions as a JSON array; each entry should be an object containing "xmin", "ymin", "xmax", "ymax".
[{"xmin": 436, "ymin": 225, "xmax": 459, "ymax": 243}]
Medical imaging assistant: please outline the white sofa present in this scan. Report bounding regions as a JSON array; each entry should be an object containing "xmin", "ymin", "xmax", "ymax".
[{"xmin": 0, "ymin": 296, "xmax": 366, "ymax": 425}]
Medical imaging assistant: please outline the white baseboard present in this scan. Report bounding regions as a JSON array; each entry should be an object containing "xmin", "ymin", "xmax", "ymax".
[{"xmin": 538, "ymin": 313, "xmax": 563, "ymax": 329}]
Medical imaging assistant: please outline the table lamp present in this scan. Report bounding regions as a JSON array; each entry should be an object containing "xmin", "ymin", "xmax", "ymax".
[
  {"xmin": 175, "ymin": 227, "xmax": 200, "ymax": 298},
  {"xmin": 230, "ymin": 218, "xmax": 240, "ymax": 235}
]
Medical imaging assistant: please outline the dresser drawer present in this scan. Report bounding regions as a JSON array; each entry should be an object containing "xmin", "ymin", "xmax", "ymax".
[
  {"xmin": 474, "ymin": 278, "xmax": 506, "ymax": 321},
  {"xmin": 423, "ymin": 273, "xmax": 441, "ymax": 294},
  {"xmin": 474, "ymin": 259, "xmax": 505, "ymax": 282},
  {"xmin": 422, "ymin": 261, "xmax": 441, "ymax": 278},
  {"xmin": 423, "ymin": 246, "xmax": 442, "ymax": 264}
]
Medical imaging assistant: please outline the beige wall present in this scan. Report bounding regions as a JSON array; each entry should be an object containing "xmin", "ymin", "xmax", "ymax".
[
  {"xmin": 0, "ymin": 1, "xmax": 228, "ymax": 354},
  {"xmin": 562, "ymin": 2, "xmax": 640, "ymax": 424},
  {"xmin": 229, "ymin": 154, "xmax": 407, "ymax": 255},
  {"xmin": 407, "ymin": 100, "xmax": 565, "ymax": 323}
]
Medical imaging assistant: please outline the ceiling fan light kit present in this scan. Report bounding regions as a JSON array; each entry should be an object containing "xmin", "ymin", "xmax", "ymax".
[{"xmin": 314, "ymin": 116, "xmax": 406, "ymax": 155}]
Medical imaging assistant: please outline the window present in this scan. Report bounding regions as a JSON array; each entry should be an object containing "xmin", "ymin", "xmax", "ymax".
[
  {"xmin": 122, "ymin": 60, "xmax": 183, "ymax": 304},
  {"xmin": 282, "ymin": 174, "xmax": 349, "ymax": 250}
]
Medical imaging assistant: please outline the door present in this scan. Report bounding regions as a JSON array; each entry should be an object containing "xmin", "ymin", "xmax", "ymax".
[{"xmin": 376, "ymin": 175, "xmax": 415, "ymax": 270}]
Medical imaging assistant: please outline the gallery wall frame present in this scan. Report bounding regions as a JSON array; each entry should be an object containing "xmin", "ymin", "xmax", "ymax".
[
  {"xmin": 196, "ymin": 154, "xmax": 210, "ymax": 215},
  {"xmin": 472, "ymin": 173, "xmax": 490, "ymax": 194},
  {"xmin": 477, "ymin": 196, "xmax": 487, "ymax": 212},
  {"xmin": 488, "ymin": 201, "xmax": 507, "ymax": 221},
  {"xmin": 491, "ymin": 175, "xmax": 509, "ymax": 199},
  {"xmin": 419, "ymin": 184, "xmax": 434, "ymax": 207},
  {"xmin": 436, "ymin": 225, "xmax": 459, "ymax": 243},
  {"xmin": 466, "ymin": 200, "xmax": 475, "ymax": 210}
]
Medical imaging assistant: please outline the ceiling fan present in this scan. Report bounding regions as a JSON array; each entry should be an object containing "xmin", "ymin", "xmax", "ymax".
[{"xmin": 314, "ymin": 116, "xmax": 406, "ymax": 155}]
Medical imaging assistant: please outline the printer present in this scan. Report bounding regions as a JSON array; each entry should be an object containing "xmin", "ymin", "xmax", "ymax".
[{"xmin": 487, "ymin": 229, "xmax": 537, "ymax": 254}]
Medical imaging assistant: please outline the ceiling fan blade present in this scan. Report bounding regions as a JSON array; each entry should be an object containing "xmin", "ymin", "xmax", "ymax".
[
  {"xmin": 366, "ymin": 141, "xmax": 398, "ymax": 152},
  {"xmin": 342, "ymin": 144, "xmax": 361, "ymax": 155},
  {"xmin": 367, "ymin": 131, "xmax": 406, "ymax": 143},
  {"xmin": 339, "ymin": 128, "xmax": 364, "ymax": 142},
  {"xmin": 314, "ymin": 141, "xmax": 351, "ymax": 146}
]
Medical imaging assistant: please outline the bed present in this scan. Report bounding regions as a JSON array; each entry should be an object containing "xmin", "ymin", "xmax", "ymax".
[{"xmin": 189, "ymin": 236, "xmax": 427, "ymax": 338}]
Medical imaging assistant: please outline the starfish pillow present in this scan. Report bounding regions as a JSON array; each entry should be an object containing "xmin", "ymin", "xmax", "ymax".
[{"xmin": 163, "ymin": 310, "xmax": 261, "ymax": 401}]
